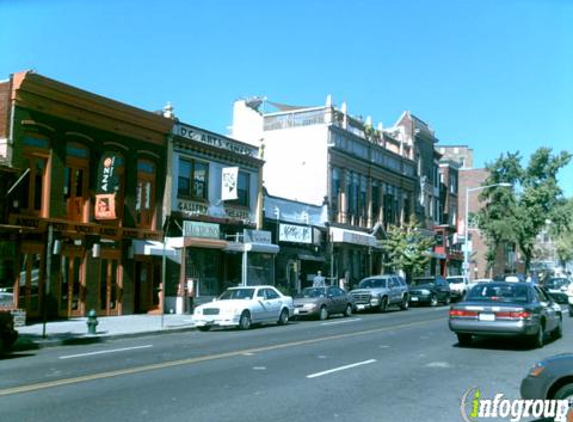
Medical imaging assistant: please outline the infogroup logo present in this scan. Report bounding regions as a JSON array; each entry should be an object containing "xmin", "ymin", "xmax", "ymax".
[{"xmin": 460, "ymin": 387, "xmax": 572, "ymax": 422}]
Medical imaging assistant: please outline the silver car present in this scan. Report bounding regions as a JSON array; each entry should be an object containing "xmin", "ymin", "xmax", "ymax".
[
  {"xmin": 449, "ymin": 282, "xmax": 563, "ymax": 348},
  {"xmin": 293, "ymin": 286, "xmax": 354, "ymax": 320},
  {"xmin": 521, "ymin": 354, "xmax": 573, "ymax": 409},
  {"xmin": 349, "ymin": 275, "xmax": 409, "ymax": 312}
]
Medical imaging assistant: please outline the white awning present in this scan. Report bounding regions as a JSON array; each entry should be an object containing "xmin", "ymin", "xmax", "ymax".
[
  {"xmin": 224, "ymin": 242, "xmax": 280, "ymax": 254},
  {"xmin": 132, "ymin": 240, "xmax": 181, "ymax": 263},
  {"xmin": 330, "ymin": 227, "xmax": 379, "ymax": 248}
]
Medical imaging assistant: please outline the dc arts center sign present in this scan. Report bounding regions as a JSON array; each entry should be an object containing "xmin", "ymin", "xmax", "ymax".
[{"xmin": 175, "ymin": 124, "xmax": 258, "ymax": 157}]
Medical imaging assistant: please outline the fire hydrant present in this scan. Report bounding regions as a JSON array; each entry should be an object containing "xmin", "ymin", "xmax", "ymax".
[{"xmin": 86, "ymin": 309, "xmax": 98, "ymax": 335}]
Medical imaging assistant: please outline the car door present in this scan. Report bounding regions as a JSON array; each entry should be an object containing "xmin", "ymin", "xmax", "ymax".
[
  {"xmin": 436, "ymin": 277, "xmax": 449, "ymax": 302},
  {"xmin": 254, "ymin": 288, "xmax": 271, "ymax": 322},
  {"xmin": 535, "ymin": 286, "xmax": 558, "ymax": 332},
  {"xmin": 329, "ymin": 287, "xmax": 345, "ymax": 313},
  {"xmin": 261, "ymin": 288, "xmax": 282, "ymax": 321},
  {"xmin": 388, "ymin": 277, "xmax": 401, "ymax": 305}
]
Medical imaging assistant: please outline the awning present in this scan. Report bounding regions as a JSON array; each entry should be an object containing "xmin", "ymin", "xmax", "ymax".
[
  {"xmin": 424, "ymin": 250, "xmax": 447, "ymax": 259},
  {"xmin": 132, "ymin": 240, "xmax": 181, "ymax": 263},
  {"xmin": 298, "ymin": 254, "xmax": 326, "ymax": 262},
  {"xmin": 183, "ymin": 237, "xmax": 228, "ymax": 249},
  {"xmin": 224, "ymin": 242, "xmax": 280, "ymax": 254},
  {"xmin": 330, "ymin": 227, "xmax": 379, "ymax": 248}
]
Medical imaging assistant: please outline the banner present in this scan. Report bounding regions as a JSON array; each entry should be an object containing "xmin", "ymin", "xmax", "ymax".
[
  {"xmin": 97, "ymin": 153, "xmax": 120, "ymax": 194},
  {"xmin": 221, "ymin": 167, "xmax": 238, "ymax": 201},
  {"xmin": 94, "ymin": 194, "xmax": 117, "ymax": 220}
]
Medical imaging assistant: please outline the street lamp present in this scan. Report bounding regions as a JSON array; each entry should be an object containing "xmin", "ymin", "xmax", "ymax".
[{"xmin": 463, "ymin": 182, "xmax": 512, "ymax": 280}]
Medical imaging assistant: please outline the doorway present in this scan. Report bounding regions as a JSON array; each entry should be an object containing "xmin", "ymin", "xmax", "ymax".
[
  {"xmin": 99, "ymin": 250, "xmax": 122, "ymax": 316},
  {"xmin": 59, "ymin": 248, "xmax": 85, "ymax": 317},
  {"xmin": 18, "ymin": 243, "xmax": 44, "ymax": 319}
]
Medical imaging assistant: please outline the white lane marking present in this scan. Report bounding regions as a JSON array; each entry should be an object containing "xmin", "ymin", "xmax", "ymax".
[
  {"xmin": 320, "ymin": 318, "xmax": 361, "ymax": 326},
  {"xmin": 59, "ymin": 345, "xmax": 153, "ymax": 360},
  {"xmin": 306, "ymin": 359, "xmax": 377, "ymax": 379},
  {"xmin": 253, "ymin": 366, "xmax": 267, "ymax": 371}
]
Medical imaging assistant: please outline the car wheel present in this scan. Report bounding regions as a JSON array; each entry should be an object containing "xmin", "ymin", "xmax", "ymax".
[
  {"xmin": 197, "ymin": 326, "xmax": 211, "ymax": 332},
  {"xmin": 457, "ymin": 333, "xmax": 472, "ymax": 347},
  {"xmin": 319, "ymin": 306, "xmax": 329, "ymax": 321},
  {"xmin": 344, "ymin": 304, "xmax": 352, "ymax": 317},
  {"xmin": 278, "ymin": 309, "xmax": 289, "ymax": 325},
  {"xmin": 569, "ymin": 305, "xmax": 573, "ymax": 318},
  {"xmin": 529, "ymin": 325, "xmax": 544, "ymax": 349},
  {"xmin": 239, "ymin": 311, "xmax": 252, "ymax": 330},
  {"xmin": 379, "ymin": 297, "xmax": 388, "ymax": 313},
  {"xmin": 554, "ymin": 383, "xmax": 573, "ymax": 401},
  {"xmin": 430, "ymin": 295, "xmax": 438, "ymax": 307},
  {"xmin": 399, "ymin": 295, "xmax": 409, "ymax": 310},
  {"xmin": 444, "ymin": 295, "xmax": 451, "ymax": 306}
]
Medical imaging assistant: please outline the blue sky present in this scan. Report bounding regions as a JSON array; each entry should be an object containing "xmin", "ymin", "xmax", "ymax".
[{"xmin": 2, "ymin": 0, "xmax": 572, "ymax": 196}]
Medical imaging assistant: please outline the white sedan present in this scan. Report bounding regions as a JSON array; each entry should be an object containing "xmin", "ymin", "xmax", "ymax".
[{"xmin": 192, "ymin": 285, "xmax": 294, "ymax": 331}]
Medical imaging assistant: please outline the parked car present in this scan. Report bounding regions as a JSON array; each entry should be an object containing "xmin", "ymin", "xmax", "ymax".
[
  {"xmin": 293, "ymin": 286, "xmax": 354, "ymax": 320},
  {"xmin": 544, "ymin": 277, "xmax": 573, "ymax": 304},
  {"xmin": 0, "ymin": 311, "xmax": 18, "ymax": 355},
  {"xmin": 446, "ymin": 276, "xmax": 469, "ymax": 301},
  {"xmin": 521, "ymin": 354, "xmax": 573, "ymax": 407},
  {"xmin": 191, "ymin": 285, "xmax": 294, "ymax": 331},
  {"xmin": 409, "ymin": 275, "xmax": 451, "ymax": 306},
  {"xmin": 349, "ymin": 274, "xmax": 409, "ymax": 312},
  {"xmin": 449, "ymin": 282, "xmax": 563, "ymax": 348}
]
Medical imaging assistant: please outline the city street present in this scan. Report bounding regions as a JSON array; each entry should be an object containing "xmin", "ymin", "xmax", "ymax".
[{"xmin": 1, "ymin": 306, "xmax": 571, "ymax": 422}]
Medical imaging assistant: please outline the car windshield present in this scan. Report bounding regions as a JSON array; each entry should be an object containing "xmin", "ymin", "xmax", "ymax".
[
  {"xmin": 546, "ymin": 278, "xmax": 569, "ymax": 289},
  {"xmin": 411, "ymin": 278, "xmax": 434, "ymax": 286},
  {"xmin": 218, "ymin": 288, "xmax": 255, "ymax": 300},
  {"xmin": 299, "ymin": 287, "xmax": 327, "ymax": 298},
  {"xmin": 358, "ymin": 279, "xmax": 386, "ymax": 288},
  {"xmin": 466, "ymin": 283, "xmax": 530, "ymax": 303}
]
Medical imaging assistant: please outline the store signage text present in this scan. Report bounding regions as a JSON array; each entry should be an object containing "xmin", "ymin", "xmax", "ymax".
[
  {"xmin": 244, "ymin": 229, "xmax": 272, "ymax": 244},
  {"xmin": 279, "ymin": 224, "xmax": 312, "ymax": 244},
  {"xmin": 176, "ymin": 124, "xmax": 257, "ymax": 157},
  {"xmin": 183, "ymin": 221, "xmax": 220, "ymax": 239}
]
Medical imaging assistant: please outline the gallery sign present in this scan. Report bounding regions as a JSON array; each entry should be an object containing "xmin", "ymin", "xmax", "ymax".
[
  {"xmin": 279, "ymin": 224, "xmax": 312, "ymax": 244},
  {"xmin": 244, "ymin": 229, "xmax": 272, "ymax": 244},
  {"xmin": 175, "ymin": 124, "xmax": 258, "ymax": 157}
]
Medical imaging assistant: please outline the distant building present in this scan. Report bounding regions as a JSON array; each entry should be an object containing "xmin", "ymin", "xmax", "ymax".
[
  {"xmin": 436, "ymin": 145, "xmax": 474, "ymax": 169},
  {"xmin": 231, "ymin": 97, "xmax": 417, "ymax": 283}
]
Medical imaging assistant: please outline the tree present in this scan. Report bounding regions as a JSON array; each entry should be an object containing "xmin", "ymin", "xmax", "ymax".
[
  {"xmin": 380, "ymin": 217, "xmax": 436, "ymax": 283},
  {"xmin": 478, "ymin": 148, "xmax": 571, "ymax": 274}
]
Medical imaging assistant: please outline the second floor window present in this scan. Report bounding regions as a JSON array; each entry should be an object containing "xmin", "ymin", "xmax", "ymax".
[
  {"xmin": 136, "ymin": 160, "xmax": 156, "ymax": 228},
  {"xmin": 178, "ymin": 158, "xmax": 209, "ymax": 200},
  {"xmin": 228, "ymin": 171, "xmax": 250, "ymax": 207},
  {"xmin": 64, "ymin": 143, "xmax": 89, "ymax": 223},
  {"xmin": 20, "ymin": 135, "xmax": 50, "ymax": 216}
]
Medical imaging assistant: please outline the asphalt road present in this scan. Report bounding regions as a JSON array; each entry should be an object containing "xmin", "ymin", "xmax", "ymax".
[{"xmin": 1, "ymin": 305, "xmax": 571, "ymax": 422}]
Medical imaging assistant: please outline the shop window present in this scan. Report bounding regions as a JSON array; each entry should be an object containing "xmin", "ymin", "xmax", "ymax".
[
  {"xmin": 136, "ymin": 160, "xmax": 156, "ymax": 228},
  {"xmin": 64, "ymin": 143, "xmax": 89, "ymax": 222},
  {"xmin": 178, "ymin": 158, "xmax": 209, "ymax": 201},
  {"xmin": 234, "ymin": 172, "xmax": 250, "ymax": 207},
  {"xmin": 330, "ymin": 167, "xmax": 340, "ymax": 217}
]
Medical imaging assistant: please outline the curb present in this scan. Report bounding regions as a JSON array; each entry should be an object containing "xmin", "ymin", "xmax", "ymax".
[{"xmin": 13, "ymin": 325, "xmax": 197, "ymax": 351}]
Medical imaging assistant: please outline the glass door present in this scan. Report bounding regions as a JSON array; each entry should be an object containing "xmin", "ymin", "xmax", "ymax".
[
  {"xmin": 99, "ymin": 250, "xmax": 122, "ymax": 316},
  {"xmin": 18, "ymin": 243, "xmax": 44, "ymax": 319},
  {"xmin": 59, "ymin": 249, "xmax": 84, "ymax": 317}
]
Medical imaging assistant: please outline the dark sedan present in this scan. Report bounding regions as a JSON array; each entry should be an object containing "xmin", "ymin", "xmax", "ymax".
[
  {"xmin": 0, "ymin": 311, "xmax": 18, "ymax": 355},
  {"xmin": 409, "ymin": 275, "xmax": 451, "ymax": 306},
  {"xmin": 449, "ymin": 282, "xmax": 562, "ymax": 348},
  {"xmin": 521, "ymin": 354, "xmax": 573, "ymax": 415},
  {"xmin": 293, "ymin": 286, "xmax": 354, "ymax": 320}
]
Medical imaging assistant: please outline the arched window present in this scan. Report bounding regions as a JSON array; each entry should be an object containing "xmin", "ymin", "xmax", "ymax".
[
  {"xmin": 136, "ymin": 159, "xmax": 156, "ymax": 228},
  {"xmin": 64, "ymin": 142, "xmax": 89, "ymax": 222},
  {"xmin": 20, "ymin": 134, "xmax": 50, "ymax": 216}
]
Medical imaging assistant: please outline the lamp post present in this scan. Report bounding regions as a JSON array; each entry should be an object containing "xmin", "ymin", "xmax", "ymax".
[{"xmin": 463, "ymin": 183, "xmax": 511, "ymax": 280}]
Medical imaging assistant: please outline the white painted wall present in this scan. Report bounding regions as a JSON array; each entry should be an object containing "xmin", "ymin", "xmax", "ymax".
[
  {"xmin": 231, "ymin": 100, "xmax": 264, "ymax": 146},
  {"xmin": 262, "ymin": 125, "xmax": 329, "ymax": 205}
]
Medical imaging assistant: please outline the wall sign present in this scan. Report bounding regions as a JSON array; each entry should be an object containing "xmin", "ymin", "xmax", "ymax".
[
  {"xmin": 175, "ymin": 124, "xmax": 258, "ymax": 157},
  {"xmin": 183, "ymin": 221, "xmax": 220, "ymax": 239},
  {"xmin": 279, "ymin": 224, "xmax": 312, "ymax": 244},
  {"xmin": 244, "ymin": 229, "xmax": 272, "ymax": 244}
]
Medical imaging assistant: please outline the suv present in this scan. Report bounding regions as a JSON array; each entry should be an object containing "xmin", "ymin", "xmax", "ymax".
[
  {"xmin": 0, "ymin": 311, "xmax": 18, "ymax": 355},
  {"xmin": 446, "ymin": 275, "xmax": 469, "ymax": 301},
  {"xmin": 349, "ymin": 275, "xmax": 409, "ymax": 312}
]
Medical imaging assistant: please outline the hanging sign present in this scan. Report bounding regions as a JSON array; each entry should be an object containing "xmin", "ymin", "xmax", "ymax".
[{"xmin": 221, "ymin": 167, "xmax": 238, "ymax": 200}]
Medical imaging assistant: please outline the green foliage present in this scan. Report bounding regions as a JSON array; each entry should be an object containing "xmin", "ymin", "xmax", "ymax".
[
  {"xmin": 380, "ymin": 217, "xmax": 436, "ymax": 282},
  {"xmin": 478, "ymin": 148, "xmax": 572, "ymax": 273}
]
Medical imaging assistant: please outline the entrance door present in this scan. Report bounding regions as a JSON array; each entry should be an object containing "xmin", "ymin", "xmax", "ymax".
[
  {"xmin": 99, "ymin": 251, "xmax": 122, "ymax": 316},
  {"xmin": 18, "ymin": 243, "xmax": 44, "ymax": 319},
  {"xmin": 59, "ymin": 250, "xmax": 85, "ymax": 317},
  {"xmin": 134, "ymin": 259, "xmax": 160, "ymax": 314}
]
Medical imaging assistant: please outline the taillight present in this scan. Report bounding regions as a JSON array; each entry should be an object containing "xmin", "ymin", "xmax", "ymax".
[
  {"xmin": 449, "ymin": 309, "xmax": 478, "ymax": 318},
  {"xmin": 495, "ymin": 310, "xmax": 531, "ymax": 319}
]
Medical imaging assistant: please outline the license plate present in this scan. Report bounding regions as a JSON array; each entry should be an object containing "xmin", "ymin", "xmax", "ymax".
[
  {"xmin": 411, "ymin": 297, "xmax": 419, "ymax": 302},
  {"xmin": 479, "ymin": 313, "xmax": 495, "ymax": 322},
  {"xmin": 357, "ymin": 304, "xmax": 366, "ymax": 310}
]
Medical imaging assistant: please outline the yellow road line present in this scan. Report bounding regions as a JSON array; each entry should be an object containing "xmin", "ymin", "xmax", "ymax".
[{"xmin": 0, "ymin": 316, "xmax": 443, "ymax": 397}]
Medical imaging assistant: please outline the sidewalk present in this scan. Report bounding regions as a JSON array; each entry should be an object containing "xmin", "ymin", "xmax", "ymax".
[{"xmin": 13, "ymin": 314, "xmax": 196, "ymax": 351}]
